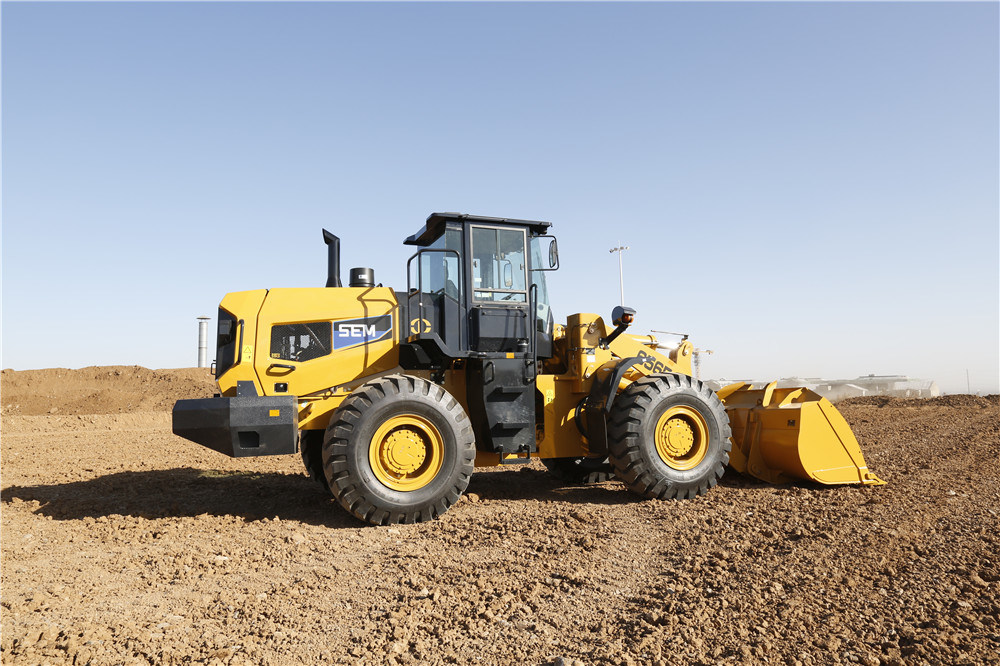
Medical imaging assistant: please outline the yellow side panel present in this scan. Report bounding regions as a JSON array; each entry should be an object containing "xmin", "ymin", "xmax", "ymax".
[
  {"xmin": 565, "ymin": 313, "xmax": 607, "ymax": 393},
  {"xmin": 254, "ymin": 287, "xmax": 400, "ymax": 398},
  {"xmin": 608, "ymin": 331, "xmax": 693, "ymax": 378},
  {"xmin": 297, "ymin": 394, "xmax": 349, "ymax": 431},
  {"xmin": 535, "ymin": 374, "xmax": 591, "ymax": 460},
  {"xmin": 217, "ymin": 289, "xmax": 268, "ymax": 396}
]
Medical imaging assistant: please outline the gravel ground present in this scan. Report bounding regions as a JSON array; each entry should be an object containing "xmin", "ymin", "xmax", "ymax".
[{"xmin": 1, "ymin": 367, "xmax": 997, "ymax": 665}]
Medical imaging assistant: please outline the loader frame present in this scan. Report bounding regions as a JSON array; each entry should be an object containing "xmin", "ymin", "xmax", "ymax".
[{"xmin": 172, "ymin": 211, "xmax": 884, "ymax": 527}]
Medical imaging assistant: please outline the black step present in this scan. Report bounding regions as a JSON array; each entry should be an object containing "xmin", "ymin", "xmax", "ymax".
[
  {"xmin": 491, "ymin": 421, "xmax": 530, "ymax": 431},
  {"xmin": 492, "ymin": 385, "xmax": 528, "ymax": 395}
]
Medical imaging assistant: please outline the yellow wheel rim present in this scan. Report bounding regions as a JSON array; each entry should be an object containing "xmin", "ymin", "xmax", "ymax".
[
  {"xmin": 368, "ymin": 415, "xmax": 444, "ymax": 491},
  {"xmin": 654, "ymin": 406, "xmax": 709, "ymax": 471}
]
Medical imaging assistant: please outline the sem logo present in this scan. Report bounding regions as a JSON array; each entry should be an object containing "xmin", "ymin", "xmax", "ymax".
[
  {"xmin": 409, "ymin": 318, "xmax": 431, "ymax": 335},
  {"xmin": 339, "ymin": 323, "xmax": 378, "ymax": 338},
  {"xmin": 333, "ymin": 315, "xmax": 393, "ymax": 350}
]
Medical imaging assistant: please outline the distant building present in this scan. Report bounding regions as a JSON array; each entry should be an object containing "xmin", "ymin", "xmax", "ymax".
[{"xmin": 705, "ymin": 374, "xmax": 940, "ymax": 400}]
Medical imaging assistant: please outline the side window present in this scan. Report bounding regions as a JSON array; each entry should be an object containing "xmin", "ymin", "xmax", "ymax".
[
  {"xmin": 410, "ymin": 228, "xmax": 462, "ymax": 300},
  {"xmin": 270, "ymin": 322, "xmax": 332, "ymax": 362},
  {"xmin": 529, "ymin": 237, "xmax": 553, "ymax": 333},
  {"xmin": 471, "ymin": 226, "xmax": 527, "ymax": 302},
  {"xmin": 215, "ymin": 308, "xmax": 238, "ymax": 378}
]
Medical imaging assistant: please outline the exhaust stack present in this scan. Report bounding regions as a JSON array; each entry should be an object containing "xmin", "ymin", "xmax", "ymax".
[
  {"xmin": 323, "ymin": 229, "xmax": 342, "ymax": 288},
  {"xmin": 197, "ymin": 316, "xmax": 211, "ymax": 368}
]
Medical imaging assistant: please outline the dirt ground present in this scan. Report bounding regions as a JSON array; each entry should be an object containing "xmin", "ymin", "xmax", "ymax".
[{"xmin": 1, "ymin": 366, "xmax": 998, "ymax": 666}]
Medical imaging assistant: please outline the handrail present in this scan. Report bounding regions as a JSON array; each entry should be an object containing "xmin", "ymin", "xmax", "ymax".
[
  {"xmin": 528, "ymin": 282, "xmax": 538, "ymax": 380},
  {"xmin": 234, "ymin": 319, "xmax": 246, "ymax": 367}
]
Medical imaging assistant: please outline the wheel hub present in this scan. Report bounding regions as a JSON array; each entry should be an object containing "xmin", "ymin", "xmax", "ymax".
[
  {"xmin": 380, "ymin": 429, "xmax": 427, "ymax": 475},
  {"xmin": 369, "ymin": 414, "xmax": 445, "ymax": 492},
  {"xmin": 660, "ymin": 417, "xmax": 696, "ymax": 458},
  {"xmin": 654, "ymin": 405, "xmax": 710, "ymax": 471}
]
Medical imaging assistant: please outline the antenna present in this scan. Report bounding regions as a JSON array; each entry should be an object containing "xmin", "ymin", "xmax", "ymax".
[{"xmin": 651, "ymin": 329, "xmax": 689, "ymax": 341}]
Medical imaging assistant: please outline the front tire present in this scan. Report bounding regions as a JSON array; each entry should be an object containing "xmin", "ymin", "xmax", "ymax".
[
  {"xmin": 608, "ymin": 374, "xmax": 731, "ymax": 500},
  {"xmin": 323, "ymin": 374, "xmax": 476, "ymax": 525}
]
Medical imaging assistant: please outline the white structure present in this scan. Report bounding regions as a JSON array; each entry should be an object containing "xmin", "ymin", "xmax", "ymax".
[
  {"xmin": 197, "ymin": 317, "xmax": 212, "ymax": 368},
  {"xmin": 705, "ymin": 375, "xmax": 940, "ymax": 400}
]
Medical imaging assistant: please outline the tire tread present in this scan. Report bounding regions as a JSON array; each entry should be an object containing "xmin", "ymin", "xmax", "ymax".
[
  {"xmin": 608, "ymin": 373, "xmax": 732, "ymax": 501},
  {"xmin": 322, "ymin": 374, "xmax": 475, "ymax": 525}
]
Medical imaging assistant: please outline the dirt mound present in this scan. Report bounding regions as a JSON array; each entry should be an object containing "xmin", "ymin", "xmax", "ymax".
[
  {"xmin": 837, "ymin": 394, "xmax": 998, "ymax": 409},
  {"xmin": 0, "ymin": 366, "xmax": 216, "ymax": 416},
  {"xmin": 2, "ymin": 367, "xmax": 999, "ymax": 665}
]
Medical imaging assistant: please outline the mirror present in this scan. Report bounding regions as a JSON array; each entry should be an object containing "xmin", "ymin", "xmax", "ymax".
[
  {"xmin": 503, "ymin": 262, "xmax": 513, "ymax": 288},
  {"xmin": 548, "ymin": 239, "xmax": 559, "ymax": 269}
]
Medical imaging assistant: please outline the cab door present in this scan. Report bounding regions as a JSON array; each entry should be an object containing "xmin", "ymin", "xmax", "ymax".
[{"xmin": 467, "ymin": 224, "xmax": 530, "ymax": 353}]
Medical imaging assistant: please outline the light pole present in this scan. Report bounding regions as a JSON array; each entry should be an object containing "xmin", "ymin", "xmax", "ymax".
[{"xmin": 609, "ymin": 242, "xmax": 629, "ymax": 305}]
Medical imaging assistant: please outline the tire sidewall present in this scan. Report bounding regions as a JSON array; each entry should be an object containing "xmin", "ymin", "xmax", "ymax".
[
  {"xmin": 344, "ymin": 386, "xmax": 468, "ymax": 511},
  {"xmin": 634, "ymin": 385, "xmax": 726, "ymax": 485}
]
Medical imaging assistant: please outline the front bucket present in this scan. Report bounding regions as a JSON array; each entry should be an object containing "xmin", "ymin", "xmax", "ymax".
[{"xmin": 717, "ymin": 382, "xmax": 885, "ymax": 486}]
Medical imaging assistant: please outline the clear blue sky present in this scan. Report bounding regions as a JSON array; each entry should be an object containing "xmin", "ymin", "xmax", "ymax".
[{"xmin": 3, "ymin": 2, "xmax": 998, "ymax": 394}]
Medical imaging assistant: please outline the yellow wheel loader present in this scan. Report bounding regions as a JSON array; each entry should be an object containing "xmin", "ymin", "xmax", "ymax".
[{"xmin": 173, "ymin": 213, "xmax": 883, "ymax": 526}]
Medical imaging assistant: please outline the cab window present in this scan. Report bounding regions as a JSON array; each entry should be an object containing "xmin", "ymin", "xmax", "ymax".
[
  {"xmin": 412, "ymin": 228, "xmax": 462, "ymax": 300},
  {"xmin": 215, "ymin": 308, "xmax": 238, "ymax": 378},
  {"xmin": 530, "ymin": 236, "xmax": 553, "ymax": 334},
  {"xmin": 270, "ymin": 322, "xmax": 332, "ymax": 362},
  {"xmin": 471, "ymin": 226, "xmax": 527, "ymax": 303}
]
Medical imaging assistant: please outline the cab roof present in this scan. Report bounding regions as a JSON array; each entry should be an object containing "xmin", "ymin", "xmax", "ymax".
[{"xmin": 404, "ymin": 212, "xmax": 553, "ymax": 247}]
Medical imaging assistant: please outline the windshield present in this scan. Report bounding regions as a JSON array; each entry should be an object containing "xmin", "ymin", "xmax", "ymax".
[{"xmin": 471, "ymin": 226, "xmax": 527, "ymax": 303}]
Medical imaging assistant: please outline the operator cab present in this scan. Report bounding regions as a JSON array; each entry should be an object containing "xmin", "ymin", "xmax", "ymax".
[
  {"xmin": 402, "ymin": 212, "xmax": 558, "ymax": 366},
  {"xmin": 402, "ymin": 213, "xmax": 559, "ymax": 458}
]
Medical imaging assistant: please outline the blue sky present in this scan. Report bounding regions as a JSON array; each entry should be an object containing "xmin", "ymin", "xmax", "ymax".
[{"xmin": 2, "ymin": 1, "xmax": 998, "ymax": 393}]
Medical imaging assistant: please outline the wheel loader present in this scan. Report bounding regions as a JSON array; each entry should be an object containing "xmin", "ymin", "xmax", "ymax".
[{"xmin": 173, "ymin": 212, "xmax": 883, "ymax": 526}]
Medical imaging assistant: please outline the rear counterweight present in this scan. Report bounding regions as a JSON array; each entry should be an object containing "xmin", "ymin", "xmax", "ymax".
[{"xmin": 172, "ymin": 396, "xmax": 298, "ymax": 457}]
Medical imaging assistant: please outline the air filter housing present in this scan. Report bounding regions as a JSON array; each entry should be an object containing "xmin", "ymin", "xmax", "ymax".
[{"xmin": 349, "ymin": 267, "xmax": 375, "ymax": 288}]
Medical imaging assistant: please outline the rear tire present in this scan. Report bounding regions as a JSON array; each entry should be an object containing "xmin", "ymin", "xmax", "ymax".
[
  {"xmin": 323, "ymin": 374, "xmax": 476, "ymax": 525},
  {"xmin": 608, "ymin": 374, "xmax": 731, "ymax": 500},
  {"xmin": 541, "ymin": 456, "xmax": 614, "ymax": 484},
  {"xmin": 300, "ymin": 430, "xmax": 331, "ymax": 493}
]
